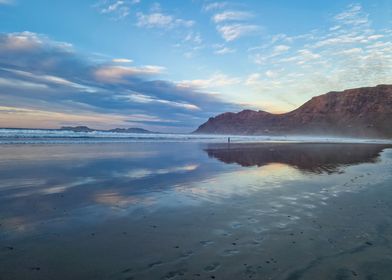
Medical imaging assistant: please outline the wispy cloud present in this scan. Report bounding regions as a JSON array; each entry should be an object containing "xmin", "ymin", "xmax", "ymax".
[
  {"xmin": 180, "ymin": 31, "xmax": 205, "ymax": 58},
  {"xmin": 279, "ymin": 49, "xmax": 321, "ymax": 65},
  {"xmin": 217, "ymin": 23, "xmax": 260, "ymax": 41},
  {"xmin": 213, "ymin": 44, "xmax": 236, "ymax": 55},
  {"xmin": 0, "ymin": 31, "xmax": 72, "ymax": 52},
  {"xmin": 252, "ymin": 44, "xmax": 292, "ymax": 65},
  {"xmin": 184, "ymin": 31, "xmax": 203, "ymax": 45},
  {"xmin": 212, "ymin": 10, "xmax": 253, "ymax": 23},
  {"xmin": 112, "ymin": 58, "xmax": 133, "ymax": 63},
  {"xmin": 273, "ymin": 44, "xmax": 290, "ymax": 55},
  {"xmin": 334, "ymin": 3, "xmax": 369, "ymax": 27},
  {"xmin": 205, "ymin": 4, "xmax": 261, "ymax": 42},
  {"xmin": 177, "ymin": 73, "xmax": 241, "ymax": 89},
  {"xmin": 2, "ymin": 68, "xmax": 97, "ymax": 93},
  {"xmin": 118, "ymin": 92, "xmax": 200, "ymax": 110},
  {"xmin": 95, "ymin": 0, "xmax": 140, "ymax": 20},
  {"xmin": 0, "ymin": 77, "xmax": 48, "ymax": 90},
  {"xmin": 203, "ymin": 2, "xmax": 227, "ymax": 12},
  {"xmin": 94, "ymin": 65, "xmax": 165, "ymax": 83},
  {"xmin": 136, "ymin": 12, "xmax": 194, "ymax": 29}
]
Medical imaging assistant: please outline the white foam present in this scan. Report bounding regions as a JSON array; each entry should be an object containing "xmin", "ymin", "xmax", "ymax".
[{"xmin": 0, "ymin": 129, "xmax": 390, "ymax": 144}]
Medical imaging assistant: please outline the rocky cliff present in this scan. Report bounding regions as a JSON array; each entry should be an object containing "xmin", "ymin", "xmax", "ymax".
[{"xmin": 194, "ymin": 84, "xmax": 392, "ymax": 138}]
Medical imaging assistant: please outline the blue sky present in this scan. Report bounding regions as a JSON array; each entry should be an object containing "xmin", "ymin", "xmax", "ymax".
[{"xmin": 0, "ymin": 0, "xmax": 391, "ymax": 132}]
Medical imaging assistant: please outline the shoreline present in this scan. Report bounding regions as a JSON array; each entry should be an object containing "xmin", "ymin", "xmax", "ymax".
[{"xmin": 0, "ymin": 137, "xmax": 391, "ymax": 145}]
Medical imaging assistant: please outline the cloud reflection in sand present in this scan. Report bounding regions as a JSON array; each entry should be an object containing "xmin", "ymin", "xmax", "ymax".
[{"xmin": 0, "ymin": 142, "xmax": 390, "ymax": 240}]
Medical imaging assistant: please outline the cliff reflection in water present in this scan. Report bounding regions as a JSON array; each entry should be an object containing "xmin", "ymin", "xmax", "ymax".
[{"xmin": 205, "ymin": 143, "xmax": 391, "ymax": 174}]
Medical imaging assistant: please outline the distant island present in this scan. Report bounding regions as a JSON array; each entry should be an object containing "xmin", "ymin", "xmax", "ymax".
[
  {"xmin": 60, "ymin": 126, "xmax": 155, "ymax": 134},
  {"xmin": 59, "ymin": 126, "xmax": 156, "ymax": 134},
  {"xmin": 194, "ymin": 84, "xmax": 392, "ymax": 138}
]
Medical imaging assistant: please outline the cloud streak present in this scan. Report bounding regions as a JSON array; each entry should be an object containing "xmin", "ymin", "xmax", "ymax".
[
  {"xmin": 177, "ymin": 73, "xmax": 241, "ymax": 89},
  {"xmin": 94, "ymin": 65, "xmax": 166, "ymax": 83},
  {"xmin": 212, "ymin": 10, "xmax": 253, "ymax": 23}
]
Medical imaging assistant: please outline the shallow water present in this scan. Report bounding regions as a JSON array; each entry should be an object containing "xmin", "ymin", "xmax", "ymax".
[{"xmin": 0, "ymin": 142, "xmax": 392, "ymax": 280}]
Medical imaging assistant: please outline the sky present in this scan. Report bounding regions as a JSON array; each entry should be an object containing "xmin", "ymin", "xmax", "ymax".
[{"xmin": 0, "ymin": 0, "xmax": 391, "ymax": 132}]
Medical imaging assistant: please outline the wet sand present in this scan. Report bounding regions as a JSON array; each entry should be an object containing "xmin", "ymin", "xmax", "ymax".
[{"xmin": 0, "ymin": 143, "xmax": 391, "ymax": 280}]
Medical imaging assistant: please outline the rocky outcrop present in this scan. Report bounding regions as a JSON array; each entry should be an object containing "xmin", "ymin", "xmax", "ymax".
[{"xmin": 194, "ymin": 84, "xmax": 392, "ymax": 138}]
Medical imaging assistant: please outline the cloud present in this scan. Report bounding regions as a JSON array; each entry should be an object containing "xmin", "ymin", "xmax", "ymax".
[
  {"xmin": 184, "ymin": 32, "xmax": 203, "ymax": 45},
  {"xmin": 265, "ymin": 70, "xmax": 278, "ymax": 79},
  {"xmin": 0, "ymin": 31, "xmax": 44, "ymax": 52},
  {"xmin": 295, "ymin": 49, "xmax": 321, "ymax": 64},
  {"xmin": 313, "ymin": 34, "xmax": 367, "ymax": 48},
  {"xmin": 206, "ymin": 3, "xmax": 261, "ymax": 42},
  {"xmin": 94, "ymin": 65, "xmax": 165, "ymax": 83},
  {"xmin": 0, "ymin": 32, "xmax": 238, "ymax": 132},
  {"xmin": 272, "ymin": 44, "xmax": 290, "ymax": 55},
  {"xmin": 136, "ymin": 12, "xmax": 195, "ymax": 29},
  {"xmin": 214, "ymin": 45, "xmax": 236, "ymax": 55},
  {"xmin": 203, "ymin": 2, "xmax": 227, "ymax": 12},
  {"xmin": 245, "ymin": 73, "xmax": 282, "ymax": 88},
  {"xmin": 118, "ymin": 92, "xmax": 200, "ymax": 110},
  {"xmin": 334, "ymin": 3, "xmax": 369, "ymax": 27},
  {"xmin": 177, "ymin": 73, "xmax": 241, "ymax": 89},
  {"xmin": 212, "ymin": 10, "xmax": 253, "ymax": 23},
  {"xmin": 329, "ymin": 25, "xmax": 341, "ymax": 31},
  {"xmin": 337, "ymin": 47, "xmax": 362, "ymax": 55},
  {"xmin": 101, "ymin": 1, "xmax": 125, "ymax": 14},
  {"xmin": 204, "ymin": 3, "xmax": 260, "ymax": 42},
  {"xmin": 252, "ymin": 44, "xmax": 292, "ymax": 65},
  {"xmin": 95, "ymin": 0, "xmax": 140, "ymax": 20},
  {"xmin": 245, "ymin": 73, "xmax": 261, "ymax": 86},
  {"xmin": 112, "ymin": 58, "xmax": 133, "ymax": 63},
  {"xmin": 2, "ymin": 68, "xmax": 96, "ymax": 92},
  {"xmin": 368, "ymin": 34, "xmax": 384, "ymax": 40},
  {"xmin": 217, "ymin": 23, "xmax": 260, "ymax": 41},
  {"xmin": 0, "ymin": 77, "xmax": 48, "ymax": 90}
]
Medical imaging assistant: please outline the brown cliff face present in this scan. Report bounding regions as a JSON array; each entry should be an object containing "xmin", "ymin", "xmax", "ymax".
[{"xmin": 194, "ymin": 84, "xmax": 392, "ymax": 138}]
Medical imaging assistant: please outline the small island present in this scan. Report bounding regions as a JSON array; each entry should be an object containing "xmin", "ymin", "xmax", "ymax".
[{"xmin": 59, "ymin": 126, "xmax": 156, "ymax": 134}]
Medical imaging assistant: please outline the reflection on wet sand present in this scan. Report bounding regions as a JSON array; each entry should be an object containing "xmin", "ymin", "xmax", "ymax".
[
  {"xmin": 0, "ymin": 142, "xmax": 392, "ymax": 280},
  {"xmin": 205, "ymin": 143, "xmax": 392, "ymax": 174}
]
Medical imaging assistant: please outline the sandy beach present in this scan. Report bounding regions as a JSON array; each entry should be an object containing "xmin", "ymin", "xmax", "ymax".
[{"xmin": 0, "ymin": 142, "xmax": 391, "ymax": 280}]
